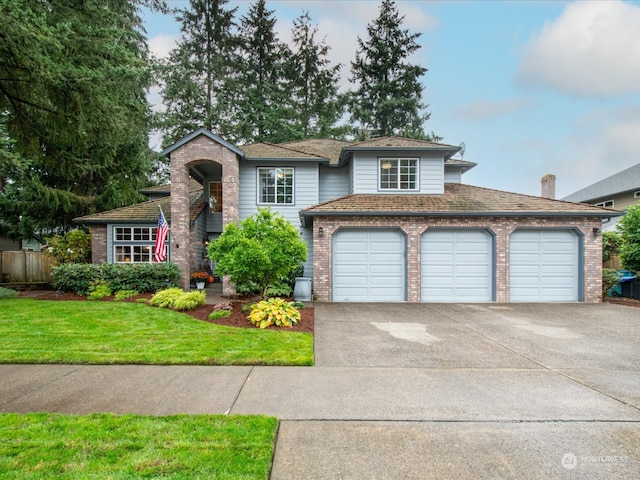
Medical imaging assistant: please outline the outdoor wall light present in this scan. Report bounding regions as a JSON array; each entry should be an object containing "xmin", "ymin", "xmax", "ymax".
[
  {"xmin": 593, "ymin": 227, "xmax": 601, "ymax": 236},
  {"xmin": 318, "ymin": 227, "xmax": 324, "ymax": 237},
  {"xmin": 202, "ymin": 236, "xmax": 210, "ymax": 245}
]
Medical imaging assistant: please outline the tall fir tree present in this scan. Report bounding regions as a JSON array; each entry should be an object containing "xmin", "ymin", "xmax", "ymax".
[
  {"xmin": 287, "ymin": 11, "xmax": 345, "ymax": 139},
  {"xmin": 348, "ymin": 0, "xmax": 435, "ymax": 140},
  {"xmin": 235, "ymin": 0, "xmax": 292, "ymax": 144},
  {"xmin": 0, "ymin": 0, "xmax": 156, "ymax": 238},
  {"xmin": 158, "ymin": 0, "xmax": 240, "ymax": 146}
]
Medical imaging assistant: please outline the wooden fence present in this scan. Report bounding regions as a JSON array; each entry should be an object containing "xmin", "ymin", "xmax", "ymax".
[
  {"xmin": 0, "ymin": 251, "xmax": 57, "ymax": 284},
  {"xmin": 603, "ymin": 254, "xmax": 622, "ymax": 270}
]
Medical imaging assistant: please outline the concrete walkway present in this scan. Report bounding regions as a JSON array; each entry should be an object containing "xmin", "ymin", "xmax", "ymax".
[{"xmin": 1, "ymin": 302, "xmax": 639, "ymax": 479}]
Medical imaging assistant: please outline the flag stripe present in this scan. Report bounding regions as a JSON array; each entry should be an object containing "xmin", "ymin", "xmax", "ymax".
[{"xmin": 154, "ymin": 209, "xmax": 169, "ymax": 262}]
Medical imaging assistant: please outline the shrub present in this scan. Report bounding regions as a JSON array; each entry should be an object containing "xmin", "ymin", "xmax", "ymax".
[
  {"xmin": 45, "ymin": 230, "xmax": 92, "ymax": 264},
  {"xmin": 0, "ymin": 287, "xmax": 18, "ymax": 299},
  {"xmin": 173, "ymin": 291, "xmax": 206, "ymax": 311},
  {"xmin": 53, "ymin": 263, "xmax": 181, "ymax": 295},
  {"xmin": 149, "ymin": 288, "xmax": 185, "ymax": 309},
  {"xmin": 602, "ymin": 268, "xmax": 622, "ymax": 297},
  {"xmin": 87, "ymin": 281, "xmax": 112, "ymax": 300},
  {"xmin": 114, "ymin": 290, "xmax": 139, "ymax": 301},
  {"xmin": 602, "ymin": 231, "xmax": 621, "ymax": 263},
  {"xmin": 213, "ymin": 301, "xmax": 233, "ymax": 312},
  {"xmin": 266, "ymin": 281, "xmax": 292, "ymax": 297},
  {"xmin": 209, "ymin": 309, "xmax": 231, "ymax": 320},
  {"xmin": 247, "ymin": 297, "xmax": 301, "ymax": 328}
]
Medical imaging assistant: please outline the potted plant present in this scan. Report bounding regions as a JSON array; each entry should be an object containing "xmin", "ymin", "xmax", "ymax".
[{"xmin": 191, "ymin": 271, "xmax": 209, "ymax": 290}]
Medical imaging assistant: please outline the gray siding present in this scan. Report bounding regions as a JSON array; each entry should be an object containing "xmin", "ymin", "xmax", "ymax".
[
  {"xmin": 319, "ymin": 165, "xmax": 350, "ymax": 202},
  {"xmin": 351, "ymin": 151, "xmax": 444, "ymax": 194},
  {"xmin": 239, "ymin": 162, "xmax": 320, "ymax": 278},
  {"xmin": 444, "ymin": 168, "xmax": 462, "ymax": 184}
]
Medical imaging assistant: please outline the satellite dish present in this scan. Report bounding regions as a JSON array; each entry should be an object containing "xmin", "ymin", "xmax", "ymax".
[{"xmin": 458, "ymin": 142, "xmax": 466, "ymax": 159}]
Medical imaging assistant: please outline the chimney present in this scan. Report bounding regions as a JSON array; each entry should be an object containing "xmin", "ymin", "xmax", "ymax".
[{"xmin": 541, "ymin": 174, "xmax": 556, "ymax": 199}]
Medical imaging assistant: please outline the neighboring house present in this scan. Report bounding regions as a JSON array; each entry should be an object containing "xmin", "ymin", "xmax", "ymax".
[
  {"xmin": 76, "ymin": 128, "xmax": 619, "ymax": 303},
  {"xmin": 562, "ymin": 162, "xmax": 640, "ymax": 231}
]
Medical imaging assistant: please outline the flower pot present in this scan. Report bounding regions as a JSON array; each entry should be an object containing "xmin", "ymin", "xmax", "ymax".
[{"xmin": 196, "ymin": 282, "xmax": 206, "ymax": 291}]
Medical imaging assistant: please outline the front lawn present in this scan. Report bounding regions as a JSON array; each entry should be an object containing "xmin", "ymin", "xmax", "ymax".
[
  {"xmin": 0, "ymin": 299, "xmax": 313, "ymax": 365},
  {"xmin": 0, "ymin": 413, "xmax": 277, "ymax": 479}
]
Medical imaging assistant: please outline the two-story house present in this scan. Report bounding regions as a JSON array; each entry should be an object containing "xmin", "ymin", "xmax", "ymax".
[
  {"xmin": 563, "ymin": 162, "xmax": 640, "ymax": 231},
  {"xmin": 76, "ymin": 128, "xmax": 618, "ymax": 303}
]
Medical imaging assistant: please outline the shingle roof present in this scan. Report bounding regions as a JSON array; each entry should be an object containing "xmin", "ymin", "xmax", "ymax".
[
  {"xmin": 75, "ymin": 191, "xmax": 205, "ymax": 224},
  {"xmin": 562, "ymin": 163, "xmax": 640, "ymax": 203},
  {"xmin": 348, "ymin": 136, "xmax": 459, "ymax": 149},
  {"xmin": 138, "ymin": 178, "xmax": 202, "ymax": 196},
  {"xmin": 241, "ymin": 142, "xmax": 328, "ymax": 161},
  {"xmin": 278, "ymin": 138, "xmax": 351, "ymax": 164},
  {"xmin": 300, "ymin": 183, "xmax": 620, "ymax": 223}
]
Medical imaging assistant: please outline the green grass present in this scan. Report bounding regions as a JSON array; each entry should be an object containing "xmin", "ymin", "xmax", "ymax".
[
  {"xmin": 0, "ymin": 412, "xmax": 277, "ymax": 479},
  {"xmin": 0, "ymin": 299, "xmax": 313, "ymax": 365}
]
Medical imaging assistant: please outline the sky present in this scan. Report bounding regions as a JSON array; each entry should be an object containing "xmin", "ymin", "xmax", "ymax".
[{"xmin": 142, "ymin": 0, "xmax": 640, "ymax": 199}]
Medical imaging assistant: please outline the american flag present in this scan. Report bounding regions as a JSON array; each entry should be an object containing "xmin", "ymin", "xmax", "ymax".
[{"xmin": 154, "ymin": 208, "xmax": 169, "ymax": 262}]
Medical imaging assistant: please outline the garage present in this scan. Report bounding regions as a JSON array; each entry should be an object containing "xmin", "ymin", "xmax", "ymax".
[
  {"xmin": 509, "ymin": 230, "xmax": 580, "ymax": 302},
  {"xmin": 333, "ymin": 229, "xmax": 405, "ymax": 302},
  {"xmin": 421, "ymin": 229, "xmax": 494, "ymax": 302}
]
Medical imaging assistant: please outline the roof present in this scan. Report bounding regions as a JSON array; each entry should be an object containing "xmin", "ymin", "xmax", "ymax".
[
  {"xmin": 340, "ymin": 136, "xmax": 461, "ymax": 162},
  {"xmin": 160, "ymin": 128, "xmax": 245, "ymax": 158},
  {"xmin": 241, "ymin": 142, "xmax": 329, "ymax": 162},
  {"xmin": 75, "ymin": 191, "xmax": 205, "ymax": 224},
  {"xmin": 279, "ymin": 138, "xmax": 351, "ymax": 165},
  {"xmin": 562, "ymin": 163, "xmax": 640, "ymax": 203},
  {"xmin": 300, "ymin": 183, "xmax": 620, "ymax": 225},
  {"xmin": 138, "ymin": 178, "xmax": 202, "ymax": 196}
]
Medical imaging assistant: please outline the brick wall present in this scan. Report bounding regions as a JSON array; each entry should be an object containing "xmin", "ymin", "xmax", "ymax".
[
  {"xmin": 169, "ymin": 134, "xmax": 239, "ymax": 291},
  {"xmin": 91, "ymin": 225, "xmax": 107, "ymax": 264},
  {"xmin": 313, "ymin": 216, "xmax": 603, "ymax": 303}
]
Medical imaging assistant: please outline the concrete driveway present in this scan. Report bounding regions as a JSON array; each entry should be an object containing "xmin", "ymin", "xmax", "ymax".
[{"xmin": 1, "ymin": 302, "xmax": 639, "ymax": 479}]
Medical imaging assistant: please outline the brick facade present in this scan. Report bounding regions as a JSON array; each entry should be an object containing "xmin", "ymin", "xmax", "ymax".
[
  {"xmin": 312, "ymin": 216, "xmax": 603, "ymax": 303},
  {"xmin": 169, "ymin": 135, "xmax": 239, "ymax": 291}
]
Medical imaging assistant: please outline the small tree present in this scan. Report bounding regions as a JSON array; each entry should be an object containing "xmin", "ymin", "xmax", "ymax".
[
  {"xmin": 617, "ymin": 205, "xmax": 640, "ymax": 274},
  {"xmin": 208, "ymin": 208, "xmax": 307, "ymax": 298},
  {"xmin": 45, "ymin": 230, "xmax": 92, "ymax": 264}
]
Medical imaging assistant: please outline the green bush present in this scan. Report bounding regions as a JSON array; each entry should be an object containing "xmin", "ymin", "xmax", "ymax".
[
  {"xmin": 53, "ymin": 263, "xmax": 181, "ymax": 295},
  {"xmin": 45, "ymin": 230, "xmax": 92, "ymax": 264},
  {"xmin": 114, "ymin": 290, "xmax": 139, "ymax": 301},
  {"xmin": 248, "ymin": 297, "xmax": 300, "ymax": 328},
  {"xmin": 173, "ymin": 291, "xmax": 206, "ymax": 311},
  {"xmin": 87, "ymin": 281, "xmax": 112, "ymax": 300},
  {"xmin": 266, "ymin": 281, "xmax": 292, "ymax": 297},
  {"xmin": 209, "ymin": 309, "xmax": 231, "ymax": 320},
  {"xmin": 602, "ymin": 268, "xmax": 622, "ymax": 297},
  {"xmin": 0, "ymin": 287, "xmax": 19, "ymax": 299},
  {"xmin": 149, "ymin": 288, "xmax": 185, "ymax": 309},
  {"xmin": 602, "ymin": 231, "xmax": 621, "ymax": 263}
]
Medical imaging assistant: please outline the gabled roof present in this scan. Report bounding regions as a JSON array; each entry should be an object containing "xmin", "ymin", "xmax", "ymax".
[
  {"xmin": 160, "ymin": 128, "xmax": 245, "ymax": 158},
  {"xmin": 562, "ymin": 163, "xmax": 640, "ymax": 203},
  {"xmin": 300, "ymin": 183, "xmax": 620, "ymax": 226},
  {"xmin": 138, "ymin": 178, "xmax": 202, "ymax": 196},
  {"xmin": 241, "ymin": 142, "xmax": 329, "ymax": 162},
  {"xmin": 340, "ymin": 136, "xmax": 461, "ymax": 163},
  {"xmin": 279, "ymin": 138, "xmax": 351, "ymax": 165},
  {"xmin": 75, "ymin": 191, "xmax": 205, "ymax": 224}
]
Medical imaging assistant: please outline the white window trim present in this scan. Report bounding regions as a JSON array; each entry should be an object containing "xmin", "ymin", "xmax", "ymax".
[
  {"xmin": 378, "ymin": 157, "xmax": 419, "ymax": 191},
  {"xmin": 596, "ymin": 200, "xmax": 614, "ymax": 208},
  {"xmin": 634, "ymin": 191, "xmax": 640, "ymax": 198},
  {"xmin": 257, "ymin": 167, "xmax": 295, "ymax": 205},
  {"xmin": 112, "ymin": 226, "xmax": 163, "ymax": 263}
]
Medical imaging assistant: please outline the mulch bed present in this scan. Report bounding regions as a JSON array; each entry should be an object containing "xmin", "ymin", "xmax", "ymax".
[{"xmin": 19, "ymin": 291, "xmax": 314, "ymax": 333}]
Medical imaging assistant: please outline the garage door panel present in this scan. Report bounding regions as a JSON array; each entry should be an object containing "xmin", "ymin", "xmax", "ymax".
[
  {"xmin": 421, "ymin": 230, "xmax": 493, "ymax": 302},
  {"xmin": 510, "ymin": 230, "xmax": 579, "ymax": 302},
  {"xmin": 333, "ymin": 230, "xmax": 405, "ymax": 302}
]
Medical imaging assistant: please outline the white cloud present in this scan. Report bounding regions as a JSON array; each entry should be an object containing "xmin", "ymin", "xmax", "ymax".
[
  {"xmin": 148, "ymin": 33, "xmax": 179, "ymax": 59},
  {"xmin": 454, "ymin": 98, "xmax": 532, "ymax": 120},
  {"xmin": 517, "ymin": 0, "xmax": 640, "ymax": 97}
]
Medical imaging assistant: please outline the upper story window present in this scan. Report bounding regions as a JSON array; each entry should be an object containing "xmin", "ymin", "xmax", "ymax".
[
  {"xmin": 634, "ymin": 191, "xmax": 640, "ymax": 198},
  {"xmin": 596, "ymin": 200, "xmax": 614, "ymax": 208},
  {"xmin": 209, "ymin": 181, "xmax": 223, "ymax": 213},
  {"xmin": 379, "ymin": 158, "xmax": 418, "ymax": 190},
  {"xmin": 258, "ymin": 167, "xmax": 294, "ymax": 204}
]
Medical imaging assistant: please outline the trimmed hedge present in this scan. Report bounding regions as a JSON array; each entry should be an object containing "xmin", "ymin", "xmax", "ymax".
[{"xmin": 53, "ymin": 263, "xmax": 181, "ymax": 295}]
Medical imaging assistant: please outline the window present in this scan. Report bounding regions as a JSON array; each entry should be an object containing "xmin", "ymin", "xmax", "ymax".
[
  {"xmin": 113, "ymin": 226, "xmax": 164, "ymax": 263},
  {"xmin": 379, "ymin": 158, "xmax": 418, "ymax": 190},
  {"xmin": 596, "ymin": 200, "xmax": 614, "ymax": 208},
  {"xmin": 634, "ymin": 191, "xmax": 640, "ymax": 198},
  {"xmin": 209, "ymin": 181, "xmax": 223, "ymax": 213},
  {"xmin": 258, "ymin": 167, "xmax": 294, "ymax": 204}
]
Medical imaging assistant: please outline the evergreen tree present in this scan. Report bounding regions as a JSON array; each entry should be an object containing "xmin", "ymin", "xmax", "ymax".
[
  {"xmin": 348, "ymin": 0, "xmax": 435, "ymax": 139},
  {"xmin": 0, "ymin": 0, "xmax": 156, "ymax": 238},
  {"xmin": 235, "ymin": 0, "xmax": 292, "ymax": 144},
  {"xmin": 287, "ymin": 11, "xmax": 345, "ymax": 139},
  {"xmin": 158, "ymin": 0, "xmax": 240, "ymax": 145}
]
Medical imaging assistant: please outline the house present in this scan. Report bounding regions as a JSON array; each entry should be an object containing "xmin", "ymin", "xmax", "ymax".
[
  {"xmin": 562, "ymin": 162, "xmax": 640, "ymax": 231},
  {"xmin": 75, "ymin": 128, "xmax": 619, "ymax": 303}
]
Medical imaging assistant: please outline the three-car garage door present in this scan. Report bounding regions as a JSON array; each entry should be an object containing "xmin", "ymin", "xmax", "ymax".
[
  {"xmin": 333, "ymin": 229, "xmax": 406, "ymax": 302},
  {"xmin": 421, "ymin": 229, "xmax": 494, "ymax": 302},
  {"xmin": 509, "ymin": 230, "xmax": 580, "ymax": 302}
]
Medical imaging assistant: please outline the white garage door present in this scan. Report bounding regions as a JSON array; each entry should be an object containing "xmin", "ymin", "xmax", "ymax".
[
  {"xmin": 510, "ymin": 230, "xmax": 580, "ymax": 302},
  {"xmin": 421, "ymin": 230, "xmax": 493, "ymax": 302},
  {"xmin": 333, "ymin": 229, "xmax": 405, "ymax": 302}
]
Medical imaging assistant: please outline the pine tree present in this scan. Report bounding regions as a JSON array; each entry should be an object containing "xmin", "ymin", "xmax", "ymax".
[
  {"xmin": 0, "ymin": 0, "xmax": 155, "ymax": 238},
  {"xmin": 348, "ymin": 0, "xmax": 435, "ymax": 139},
  {"xmin": 158, "ymin": 0, "xmax": 240, "ymax": 145},
  {"xmin": 287, "ymin": 11, "xmax": 345, "ymax": 139},
  {"xmin": 235, "ymin": 0, "xmax": 292, "ymax": 144}
]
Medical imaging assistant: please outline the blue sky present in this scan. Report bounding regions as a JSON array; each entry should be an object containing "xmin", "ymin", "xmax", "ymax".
[{"xmin": 143, "ymin": 0, "xmax": 640, "ymax": 199}]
